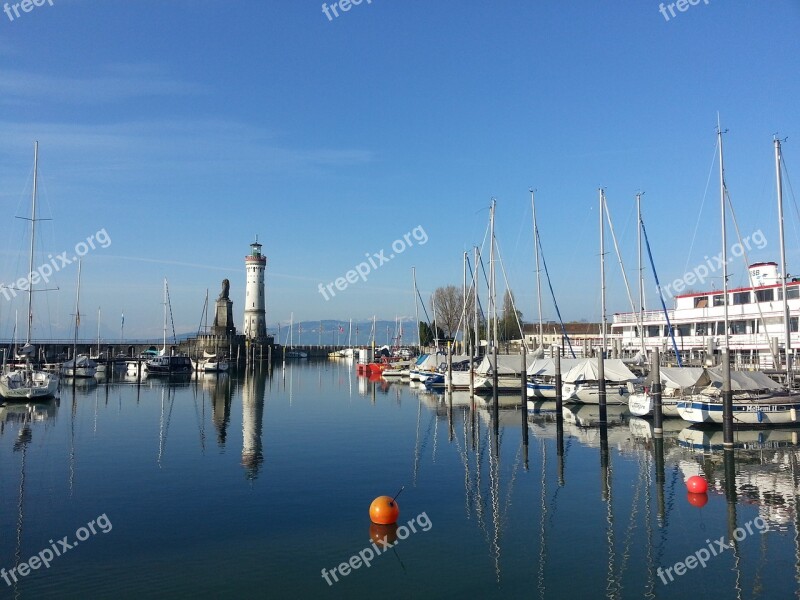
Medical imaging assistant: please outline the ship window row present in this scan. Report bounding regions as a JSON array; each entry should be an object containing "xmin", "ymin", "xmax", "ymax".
[
  {"xmin": 645, "ymin": 318, "xmax": 799, "ymax": 337},
  {"xmin": 694, "ymin": 287, "xmax": 799, "ymax": 308}
]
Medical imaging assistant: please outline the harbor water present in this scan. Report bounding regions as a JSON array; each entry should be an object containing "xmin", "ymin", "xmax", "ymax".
[{"xmin": 1, "ymin": 359, "xmax": 799, "ymax": 598}]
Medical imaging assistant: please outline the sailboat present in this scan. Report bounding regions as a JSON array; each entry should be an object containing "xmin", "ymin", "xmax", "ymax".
[
  {"xmin": 0, "ymin": 142, "xmax": 59, "ymax": 400},
  {"xmin": 145, "ymin": 279, "xmax": 192, "ymax": 374},
  {"xmin": 61, "ymin": 261, "xmax": 97, "ymax": 378},
  {"xmin": 285, "ymin": 313, "xmax": 307, "ymax": 359},
  {"xmin": 676, "ymin": 130, "xmax": 800, "ymax": 425}
]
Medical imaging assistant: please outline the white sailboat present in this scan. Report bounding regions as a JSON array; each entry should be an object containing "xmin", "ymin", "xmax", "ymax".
[
  {"xmin": 61, "ymin": 261, "xmax": 97, "ymax": 378},
  {"xmin": 676, "ymin": 133, "xmax": 800, "ymax": 425},
  {"xmin": 0, "ymin": 142, "xmax": 59, "ymax": 400},
  {"xmin": 285, "ymin": 313, "xmax": 307, "ymax": 359}
]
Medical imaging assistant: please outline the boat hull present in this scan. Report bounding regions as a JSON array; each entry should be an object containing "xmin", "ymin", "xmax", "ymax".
[
  {"xmin": 563, "ymin": 382, "xmax": 629, "ymax": 405},
  {"xmin": 677, "ymin": 397, "xmax": 800, "ymax": 425},
  {"xmin": 627, "ymin": 393, "xmax": 680, "ymax": 417},
  {"xmin": 526, "ymin": 381, "xmax": 557, "ymax": 399},
  {"xmin": 0, "ymin": 370, "xmax": 58, "ymax": 400}
]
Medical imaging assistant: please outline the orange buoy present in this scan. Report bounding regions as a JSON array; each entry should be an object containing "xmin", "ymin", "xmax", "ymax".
[
  {"xmin": 687, "ymin": 491, "xmax": 708, "ymax": 508},
  {"xmin": 369, "ymin": 496, "xmax": 400, "ymax": 525},
  {"xmin": 686, "ymin": 475, "xmax": 708, "ymax": 494}
]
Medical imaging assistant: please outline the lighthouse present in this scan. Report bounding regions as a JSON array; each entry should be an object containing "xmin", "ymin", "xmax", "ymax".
[{"xmin": 243, "ymin": 238, "xmax": 267, "ymax": 341}]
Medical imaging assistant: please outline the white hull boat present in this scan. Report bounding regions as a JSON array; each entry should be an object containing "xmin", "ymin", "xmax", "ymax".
[{"xmin": 0, "ymin": 368, "xmax": 58, "ymax": 400}]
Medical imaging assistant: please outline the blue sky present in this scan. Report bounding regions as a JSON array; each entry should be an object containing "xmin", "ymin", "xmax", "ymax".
[{"xmin": 0, "ymin": 0, "xmax": 798, "ymax": 341}]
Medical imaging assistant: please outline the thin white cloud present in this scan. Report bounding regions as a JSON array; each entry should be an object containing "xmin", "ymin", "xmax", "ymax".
[{"xmin": 0, "ymin": 65, "xmax": 206, "ymax": 105}]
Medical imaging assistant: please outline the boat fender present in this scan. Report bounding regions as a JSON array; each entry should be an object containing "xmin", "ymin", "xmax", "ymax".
[
  {"xmin": 757, "ymin": 411, "xmax": 763, "ymax": 423},
  {"xmin": 618, "ymin": 387, "xmax": 624, "ymax": 396}
]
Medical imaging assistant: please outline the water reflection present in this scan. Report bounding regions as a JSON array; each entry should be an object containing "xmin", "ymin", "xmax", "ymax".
[
  {"xmin": 678, "ymin": 427, "xmax": 800, "ymax": 530},
  {"xmin": 207, "ymin": 374, "xmax": 233, "ymax": 447},
  {"xmin": 241, "ymin": 370, "xmax": 266, "ymax": 480}
]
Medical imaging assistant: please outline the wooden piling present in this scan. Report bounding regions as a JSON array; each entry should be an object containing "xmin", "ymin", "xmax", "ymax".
[
  {"xmin": 651, "ymin": 348, "xmax": 663, "ymax": 435},
  {"xmin": 521, "ymin": 344, "xmax": 528, "ymax": 471},
  {"xmin": 555, "ymin": 346, "xmax": 563, "ymax": 414},
  {"xmin": 722, "ymin": 349, "xmax": 734, "ymax": 448},
  {"xmin": 598, "ymin": 350, "xmax": 607, "ymax": 425},
  {"xmin": 447, "ymin": 341, "xmax": 452, "ymax": 393}
]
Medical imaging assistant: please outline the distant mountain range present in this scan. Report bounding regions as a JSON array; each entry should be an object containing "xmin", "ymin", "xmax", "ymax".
[{"xmin": 267, "ymin": 319, "xmax": 419, "ymax": 347}]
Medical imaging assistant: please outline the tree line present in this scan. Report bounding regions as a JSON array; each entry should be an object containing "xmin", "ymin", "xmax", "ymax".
[{"xmin": 417, "ymin": 285, "xmax": 522, "ymax": 346}]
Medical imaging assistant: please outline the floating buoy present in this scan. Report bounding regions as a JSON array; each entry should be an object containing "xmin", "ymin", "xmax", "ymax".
[
  {"xmin": 686, "ymin": 475, "xmax": 708, "ymax": 494},
  {"xmin": 687, "ymin": 491, "xmax": 708, "ymax": 508},
  {"xmin": 369, "ymin": 496, "xmax": 400, "ymax": 524},
  {"xmin": 369, "ymin": 486, "xmax": 403, "ymax": 525}
]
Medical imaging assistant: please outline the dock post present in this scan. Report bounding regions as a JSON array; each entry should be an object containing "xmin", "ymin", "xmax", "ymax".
[
  {"xmin": 520, "ymin": 343, "xmax": 527, "ymax": 412},
  {"xmin": 469, "ymin": 338, "xmax": 475, "ymax": 399},
  {"xmin": 447, "ymin": 341, "xmax": 452, "ymax": 393},
  {"xmin": 521, "ymin": 343, "xmax": 528, "ymax": 471},
  {"xmin": 722, "ymin": 349, "xmax": 734, "ymax": 448},
  {"xmin": 652, "ymin": 348, "xmax": 663, "ymax": 435},
  {"xmin": 492, "ymin": 345, "xmax": 499, "ymax": 423},
  {"xmin": 555, "ymin": 347, "xmax": 562, "ymax": 414},
  {"xmin": 555, "ymin": 345, "xmax": 564, "ymax": 485},
  {"xmin": 598, "ymin": 349, "xmax": 607, "ymax": 425}
]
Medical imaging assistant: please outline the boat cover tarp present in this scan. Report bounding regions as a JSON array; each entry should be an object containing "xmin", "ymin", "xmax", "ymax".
[
  {"xmin": 644, "ymin": 367, "xmax": 709, "ymax": 390},
  {"xmin": 476, "ymin": 354, "xmax": 534, "ymax": 376},
  {"xmin": 706, "ymin": 366, "xmax": 781, "ymax": 391},
  {"xmin": 416, "ymin": 352, "xmax": 447, "ymax": 370},
  {"xmin": 526, "ymin": 357, "xmax": 583, "ymax": 377},
  {"xmin": 562, "ymin": 358, "xmax": 637, "ymax": 383}
]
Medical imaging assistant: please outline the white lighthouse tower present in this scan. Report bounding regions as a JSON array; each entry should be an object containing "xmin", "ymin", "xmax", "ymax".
[{"xmin": 243, "ymin": 238, "xmax": 267, "ymax": 341}]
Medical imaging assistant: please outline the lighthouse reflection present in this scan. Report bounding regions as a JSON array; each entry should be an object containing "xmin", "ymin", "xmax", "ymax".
[
  {"xmin": 206, "ymin": 373, "xmax": 233, "ymax": 447},
  {"xmin": 241, "ymin": 369, "xmax": 266, "ymax": 480}
]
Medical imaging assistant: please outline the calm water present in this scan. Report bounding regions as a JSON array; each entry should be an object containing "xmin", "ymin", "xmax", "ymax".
[{"xmin": 1, "ymin": 359, "xmax": 799, "ymax": 599}]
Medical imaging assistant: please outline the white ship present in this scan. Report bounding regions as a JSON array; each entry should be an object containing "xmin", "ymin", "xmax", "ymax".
[{"xmin": 612, "ymin": 262, "xmax": 799, "ymax": 369}]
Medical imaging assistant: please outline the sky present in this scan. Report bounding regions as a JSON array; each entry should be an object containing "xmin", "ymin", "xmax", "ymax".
[{"xmin": 0, "ymin": 0, "xmax": 798, "ymax": 342}]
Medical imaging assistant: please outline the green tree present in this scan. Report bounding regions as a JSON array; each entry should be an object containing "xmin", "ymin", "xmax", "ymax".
[{"xmin": 498, "ymin": 289, "xmax": 522, "ymax": 342}]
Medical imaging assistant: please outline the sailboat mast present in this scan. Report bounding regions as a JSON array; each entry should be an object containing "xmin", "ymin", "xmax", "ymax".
[
  {"xmin": 474, "ymin": 246, "xmax": 480, "ymax": 356},
  {"xmin": 531, "ymin": 189, "xmax": 543, "ymax": 349},
  {"xmin": 636, "ymin": 192, "xmax": 645, "ymax": 339},
  {"xmin": 718, "ymin": 122, "xmax": 730, "ymax": 350},
  {"xmin": 26, "ymin": 142, "xmax": 39, "ymax": 345},
  {"xmin": 96, "ymin": 306, "xmax": 101, "ymax": 356},
  {"xmin": 775, "ymin": 137, "xmax": 792, "ymax": 381},
  {"xmin": 73, "ymin": 260, "xmax": 82, "ymax": 362},
  {"xmin": 412, "ymin": 267, "xmax": 421, "ymax": 350},
  {"xmin": 433, "ymin": 304, "xmax": 439, "ymax": 349},
  {"xmin": 599, "ymin": 188, "xmax": 607, "ymax": 357},
  {"xmin": 489, "ymin": 199, "xmax": 498, "ymax": 349},
  {"xmin": 463, "ymin": 251, "xmax": 468, "ymax": 354},
  {"xmin": 162, "ymin": 278, "xmax": 167, "ymax": 352}
]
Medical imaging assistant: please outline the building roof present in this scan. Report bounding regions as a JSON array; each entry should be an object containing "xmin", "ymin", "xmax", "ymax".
[{"xmin": 522, "ymin": 322, "xmax": 609, "ymax": 335}]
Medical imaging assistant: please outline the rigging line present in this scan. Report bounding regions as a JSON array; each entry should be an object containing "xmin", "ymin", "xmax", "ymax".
[
  {"xmin": 684, "ymin": 139, "xmax": 722, "ymax": 275},
  {"xmin": 604, "ymin": 198, "xmax": 645, "ymax": 355},
  {"xmin": 492, "ymin": 236, "xmax": 528, "ymax": 351},
  {"xmin": 537, "ymin": 232, "xmax": 576, "ymax": 358},
  {"xmin": 780, "ymin": 153, "xmax": 800, "ymax": 256},
  {"xmin": 725, "ymin": 191, "xmax": 780, "ymax": 367},
  {"xmin": 166, "ymin": 281, "xmax": 177, "ymax": 346},
  {"xmin": 640, "ymin": 218, "xmax": 683, "ymax": 366}
]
